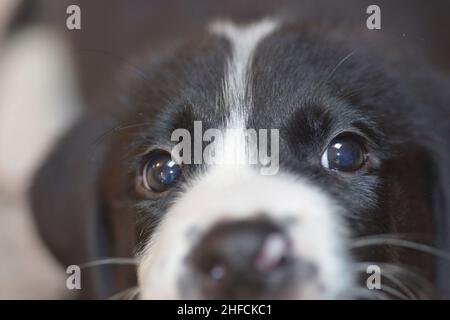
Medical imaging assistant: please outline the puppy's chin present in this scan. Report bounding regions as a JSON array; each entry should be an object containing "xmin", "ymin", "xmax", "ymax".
[{"xmin": 137, "ymin": 166, "xmax": 354, "ymax": 300}]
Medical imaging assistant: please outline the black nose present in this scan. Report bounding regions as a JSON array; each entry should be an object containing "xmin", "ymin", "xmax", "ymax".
[{"xmin": 187, "ymin": 217, "xmax": 305, "ymax": 299}]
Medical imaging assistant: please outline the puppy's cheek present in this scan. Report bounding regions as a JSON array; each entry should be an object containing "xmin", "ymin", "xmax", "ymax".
[
  {"xmin": 137, "ymin": 167, "xmax": 354, "ymax": 299},
  {"xmin": 137, "ymin": 224, "xmax": 192, "ymax": 299}
]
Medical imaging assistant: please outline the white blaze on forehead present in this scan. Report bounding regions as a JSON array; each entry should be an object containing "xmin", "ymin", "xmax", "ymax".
[
  {"xmin": 209, "ymin": 19, "xmax": 278, "ymax": 121},
  {"xmin": 209, "ymin": 19, "xmax": 278, "ymax": 165}
]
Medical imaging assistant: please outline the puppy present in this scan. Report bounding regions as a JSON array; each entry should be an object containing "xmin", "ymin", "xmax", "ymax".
[{"xmin": 29, "ymin": 0, "xmax": 450, "ymax": 299}]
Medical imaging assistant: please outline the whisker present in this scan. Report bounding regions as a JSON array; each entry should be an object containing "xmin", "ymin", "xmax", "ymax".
[
  {"xmin": 89, "ymin": 122, "xmax": 154, "ymax": 153},
  {"xmin": 347, "ymin": 287, "xmax": 389, "ymax": 300},
  {"xmin": 128, "ymin": 288, "xmax": 141, "ymax": 300},
  {"xmin": 380, "ymin": 273, "xmax": 417, "ymax": 300},
  {"xmin": 379, "ymin": 284, "xmax": 410, "ymax": 300},
  {"xmin": 352, "ymin": 261, "xmax": 434, "ymax": 299},
  {"xmin": 351, "ymin": 235, "xmax": 450, "ymax": 262},
  {"xmin": 326, "ymin": 50, "xmax": 357, "ymax": 83},
  {"xmin": 108, "ymin": 286, "xmax": 140, "ymax": 300},
  {"xmin": 79, "ymin": 257, "xmax": 138, "ymax": 269},
  {"xmin": 350, "ymin": 264, "xmax": 410, "ymax": 300},
  {"xmin": 352, "ymin": 263, "xmax": 417, "ymax": 300},
  {"xmin": 382, "ymin": 265, "xmax": 433, "ymax": 299},
  {"xmin": 310, "ymin": 50, "xmax": 357, "ymax": 96}
]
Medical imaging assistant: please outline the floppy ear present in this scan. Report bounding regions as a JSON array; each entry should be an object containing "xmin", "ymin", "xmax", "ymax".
[{"xmin": 30, "ymin": 114, "xmax": 115, "ymax": 298}]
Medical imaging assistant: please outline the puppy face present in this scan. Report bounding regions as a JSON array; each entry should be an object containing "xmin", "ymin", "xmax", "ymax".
[{"xmin": 97, "ymin": 19, "xmax": 440, "ymax": 299}]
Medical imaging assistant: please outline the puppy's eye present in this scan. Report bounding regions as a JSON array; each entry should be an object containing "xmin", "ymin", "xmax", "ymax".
[
  {"xmin": 321, "ymin": 134, "xmax": 368, "ymax": 172},
  {"xmin": 142, "ymin": 150, "xmax": 181, "ymax": 192}
]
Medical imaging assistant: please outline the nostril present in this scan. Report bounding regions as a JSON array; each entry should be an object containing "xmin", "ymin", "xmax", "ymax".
[
  {"xmin": 253, "ymin": 233, "xmax": 291, "ymax": 273},
  {"xmin": 202, "ymin": 258, "xmax": 230, "ymax": 283},
  {"xmin": 209, "ymin": 264, "xmax": 227, "ymax": 281}
]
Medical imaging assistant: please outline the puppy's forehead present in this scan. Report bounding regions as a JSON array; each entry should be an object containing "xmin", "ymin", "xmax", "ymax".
[
  {"xmin": 209, "ymin": 19, "xmax": 279, "ymax": 123},
  {"xmin": 201, "ymin": 19, "xmax": 356, "ymax": 129},
  {"xmin": 143, "ymin": 18, "xmax": 387, "ymax": 157}
]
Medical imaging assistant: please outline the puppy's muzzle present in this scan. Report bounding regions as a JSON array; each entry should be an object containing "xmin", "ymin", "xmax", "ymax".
[{"xmin": 185, "ymin": 217, "xmax": 318, "ymax": 299}]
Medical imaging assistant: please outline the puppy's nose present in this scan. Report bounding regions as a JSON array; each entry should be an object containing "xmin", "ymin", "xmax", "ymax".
[{"xmin": 188, "ymin": 217, "xmax": 300, "ymax": 299}]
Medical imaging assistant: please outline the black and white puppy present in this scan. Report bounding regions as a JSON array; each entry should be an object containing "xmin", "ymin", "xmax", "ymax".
[{"xmin": 30, "ymin": 0, "xmax": 450, "ymax": 299}]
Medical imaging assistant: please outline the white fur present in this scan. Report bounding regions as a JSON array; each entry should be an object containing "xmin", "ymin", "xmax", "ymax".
[{"xmin": 138, "ymin": 167, "xmax": 353, "ymax": 299}]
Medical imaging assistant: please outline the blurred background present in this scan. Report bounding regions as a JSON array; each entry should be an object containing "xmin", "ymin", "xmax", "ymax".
[{"xmin": 0, "ymin": 0, "xmax": 78, "ymax": 299}]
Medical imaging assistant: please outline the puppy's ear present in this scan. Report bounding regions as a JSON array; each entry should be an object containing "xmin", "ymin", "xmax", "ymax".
[{"xmin": 30, "ymin": 114, "xmax": 115, "ymax": 298}]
